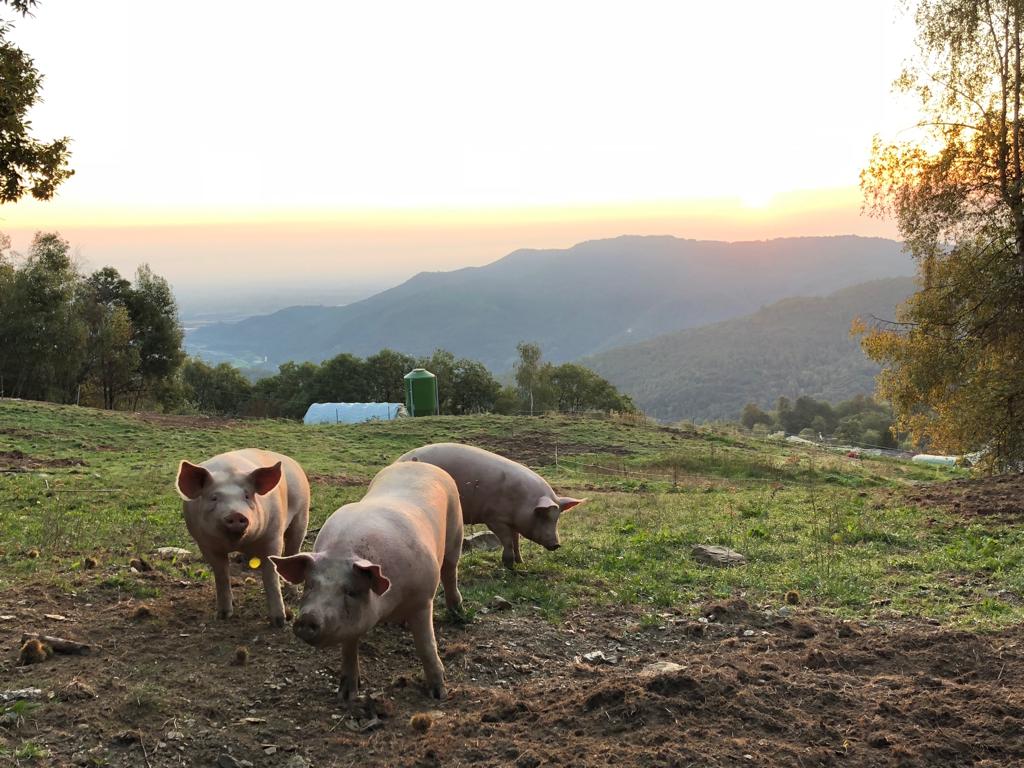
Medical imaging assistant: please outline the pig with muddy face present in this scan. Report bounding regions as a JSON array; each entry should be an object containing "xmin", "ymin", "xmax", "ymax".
[
  {"xmin": 271, "ymin": 461, "xmax": 463, "ymax": 701},
  {"xmin": 175, "ymin": 449, "xmax": 310, "ymax": 627},
  {"xmin": 395, "ymin": 442, "xmax": 584, "ymax": 569}
]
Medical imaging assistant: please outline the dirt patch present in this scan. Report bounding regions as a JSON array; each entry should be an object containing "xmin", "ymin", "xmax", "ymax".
[
  {"xmin": 306, "ymin": 472, "xmax": 371, "ymax": 488},
  {"xmin": 3, "ymin": 568, "xmax": 1024, "ymax": 767},
  {"xmin": 132, "ymin": 412, "xmax": 237, "ymax": 429},
  {"xmin": 905, "ymin": 473, "xmax": 1024, "ymax": 520},
  {"xmin": 466, "ymin": 431, "xmax": 633, "ymax": 467},
  {"xmin": 0, "ymin": 450, "xmax": 86, "ymax": 471}
]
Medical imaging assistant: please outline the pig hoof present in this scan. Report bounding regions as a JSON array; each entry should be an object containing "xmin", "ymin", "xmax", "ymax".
[
  {"xmin": 427, "ymin": 682, "xmax": 446, "ymax": 701},
  {"xmin": 336, "ymin": 677, "xmax": 358, "ymax": 703}
]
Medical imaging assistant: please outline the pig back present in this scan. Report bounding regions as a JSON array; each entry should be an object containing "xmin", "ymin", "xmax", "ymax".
[{"xmin": 396, "ymin": 443, "xmax": 554, "ymax": 525}]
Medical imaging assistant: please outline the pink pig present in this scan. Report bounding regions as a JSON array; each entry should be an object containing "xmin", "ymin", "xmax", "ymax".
[
  {"xmin": 271, "ymin": 461, "xmax": 463, "ymax": 701},
  {"xmin": 396, "ymin": 442, "xmax": 585, "ymax": 569},
  {"xmin": 176, "ymin": 449, "xmax": 310, "ymax": 627}
]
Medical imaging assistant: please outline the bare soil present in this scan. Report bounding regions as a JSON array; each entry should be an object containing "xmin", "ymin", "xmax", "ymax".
[
  {"xmin": 3, "ymin": 568, "xmax": 1023, "ymax": 767},
  {"xmin": 466, "ymin": 431, "xmax": 633, "ymax": 468},
  {"xmin": 131, "ymin": 413, "xmax": 237, "ymax": 429},
  {"xmin": 904, "ymin": 473, "xmax": 1024, "ymax": 520},
  {"xmin": 0, "ymin": 450, "xmax": 86, "ymax": 472}
]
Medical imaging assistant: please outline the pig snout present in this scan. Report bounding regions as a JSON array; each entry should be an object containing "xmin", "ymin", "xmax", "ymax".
[
  {"xmin": 545, "ymin": 542, "xmax": 561, "ymax": 551},
  {"xmin": 222, "ymin": 511, "xmax": 250, "ymax": 536},
  {"xmin": 293, "ymin": 612, "xmax": 322, "ymax": 644}
]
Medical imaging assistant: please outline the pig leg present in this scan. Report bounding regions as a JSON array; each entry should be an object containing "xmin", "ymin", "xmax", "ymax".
[
  {"xmin": 337, "ymin": 638, "xmax": 360, "ymax": 703},
  {"xmin": 440, "ymin": 552, "xmax": 463, "ymax": 614},
  {"xmin": 204, "ymin": 550, "xmax": 233, "ymax": 619},
  {"xmin": 408, "ymin": 606, "xmax": 445, "ymax": 699},
  {"xmin": 512, "ymin": 532, "xmax": 524, "ymax": 564},
  {"xmin": 259, "ymin": 556, "xmax": 288, "ymax": 628},
  {"xmin": 490, "ymin": 523, "xmax": 519, "ymax": 570}
]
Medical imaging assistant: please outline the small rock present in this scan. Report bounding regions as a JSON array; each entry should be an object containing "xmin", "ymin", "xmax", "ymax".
[
  {"xmin": 263, "ymin": 745, "xmax": 278, "ymax": 755},
  {"xmin": 43, "ymin": 613, "xmax": 68, "ymax": 621},
  {"xmin": 742, "ymin": 629, "xmax": 755, "ymax": 637},
  {"xmin": 0, "ymin": 688, "xmax": 44, "ymax": 703},
  {"xmin": 282, "ymin": 756, "xmax": 312, "ymax": 768},
  {"xmin": 691, "ymin": 544, "xmax": 746, "ymax": 567},
  {"xmin": 129, "ymin": 557, "xmax": 153, "ymax": 572},
  {"xmin": 581, "ymin": 650, "xmax": 618, "ymax": 665},
  {"xmin": 490, "ymin": 595, "xmax": 513, "ymax": 611},
  {"xmin": 639, "ymin": 661, "xmax": 685, "ymax": 677},
  {"xmin": 462, "ymin": 531, "xmax": 501, "ymax": 553},
  {"xmin": 216, "ymin": 756, "xmax": 242, "ymax": 768},
  {"xmin": 154, "ymin": 547, "xmax": 194, "ymax": 561}
]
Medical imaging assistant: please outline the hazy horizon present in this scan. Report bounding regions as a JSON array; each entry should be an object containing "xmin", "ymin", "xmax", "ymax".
[{"xmin": 1, "ymin": 1, "xmax": 914, "ymax": 299}]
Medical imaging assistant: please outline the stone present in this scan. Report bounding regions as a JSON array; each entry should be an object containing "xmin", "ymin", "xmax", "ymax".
[
  {"xmin": 462, "ymin": 531, "xmax": 501, "ymax": 553},
  {"xmin": 155, "ymin": 546, "xmax": 194, "ymax": 561},
  {"xmin": 691, "ymin": 544, "xmax": 746, "ymax": 567},
  {"xmin": 639, "ymin": 661, "xmax": 685, "ymax": 677}
]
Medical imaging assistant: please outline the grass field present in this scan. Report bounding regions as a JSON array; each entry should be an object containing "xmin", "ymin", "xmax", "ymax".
[
  {"xmin": 2, "ymin": 398, "xmax": 1019, "ymax": 628},
  {"xmin": 5, "ymin": 399, "xmax": 1024, "ymax": 767}
]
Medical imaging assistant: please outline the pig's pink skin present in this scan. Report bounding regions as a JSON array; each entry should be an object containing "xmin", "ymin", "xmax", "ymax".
[
  {"xmin": 271, "ymin": 461, "xmax": 462, "ymax": 701},
  {"xmin": 396, "ymin": 442, "xmax": 584, "ymax": 569},
  {"xmin": 176, "ymin": 449, "xmax": 310, "ymax": 627}
]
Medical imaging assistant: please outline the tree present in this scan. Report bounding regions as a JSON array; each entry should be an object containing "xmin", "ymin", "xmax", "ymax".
[
  {"xmin": 181, "ymin": 358, "xmax": 252, "ymax": 415},
  {"xmin": 740, "ymin": 402, "xmax": 773, "ymax": 430},
  {"xmin": 860, "ymin": 0, "xmax": 1024, "ymax": 470},
  {"xmin": 514, "ymin": 341, "xmax": 542, "ymax": 415},
  {"xmin": 1, "ymin": 233, "xmax": 86, "ymax": 401},
  {"xmin": 365, "ymin": 349, "xmax": 416, "ymax": 402},
  {"xmin": 0, "ymin": 1, "xmax": 73, "ymax": 202},
  {"xmin": 448, "ymin": 358, "xmax": 501, "ymax": 414},
  {"xmin": 313, "ymin": 353, "xmax": 369, "ymax": 403},
  {"xmin": 125, "ymin": 265, "xmax": 185, "ymax": 406}
]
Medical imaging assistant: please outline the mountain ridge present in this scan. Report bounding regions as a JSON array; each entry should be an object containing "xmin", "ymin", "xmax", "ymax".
[{"xmin": 186, "ymin": 234, "xmax": 913, "ymax": 371}]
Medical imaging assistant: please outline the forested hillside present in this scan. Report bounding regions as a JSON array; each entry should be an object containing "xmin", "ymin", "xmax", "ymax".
[{"xmin": 584, "ymin": 277, "xmax": 916, "ymax": 422}]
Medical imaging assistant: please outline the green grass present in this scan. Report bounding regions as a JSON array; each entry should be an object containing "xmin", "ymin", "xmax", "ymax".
[{"xmin": 2, "ymin": 399, "xmax": 1018, "ymax": 628}]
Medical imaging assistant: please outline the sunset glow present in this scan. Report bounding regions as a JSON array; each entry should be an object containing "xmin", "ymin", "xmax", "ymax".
[{"xmin": 1, "ymin": 0, "xmax": 917, "ymax": 292}]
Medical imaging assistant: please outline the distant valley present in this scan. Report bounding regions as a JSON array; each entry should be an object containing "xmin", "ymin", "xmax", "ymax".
[{"xmin": 186, "ymin": 235, "xmax": 913, "ymax": 373}]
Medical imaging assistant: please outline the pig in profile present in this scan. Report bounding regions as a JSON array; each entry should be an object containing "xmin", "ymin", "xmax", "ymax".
[
  {"xmin": 395, "ymin": 442, "xmax": 584, "ymax": 569},
  {"xmin": 271, "ymin": 461, "xmax": 463, "ymax": 701},
  {"xmin": 175, "ymin": 449, "xmax": 310, "ymax": 627}
]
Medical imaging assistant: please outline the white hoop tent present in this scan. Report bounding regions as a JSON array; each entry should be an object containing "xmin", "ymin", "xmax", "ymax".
[{"xmin": 302, "ymin": 402, "xmax": 407, "ymax": 425}]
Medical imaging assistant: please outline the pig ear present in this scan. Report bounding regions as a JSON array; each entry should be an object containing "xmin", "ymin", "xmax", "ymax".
[
  {"xmin": 269, "ymin": 553, "xmax": 315, "ymax": 584},
  {"xmin": 176, "ymin": 461, "xmax": 211, "ymax": 500},
  {"xmin": 353, "ymin": 558, "xmax": 391, "ymax": 596},
  {"xmin": 558, "ymin": 496, "xmax": 586, "ymax": 511},
  {"xmin": 534, "ymin": 495, "xmax": 559, "ymax": 513},
  {"xmin": 250, "ymin": 461, "xmax": 283, "ymax": 496}
]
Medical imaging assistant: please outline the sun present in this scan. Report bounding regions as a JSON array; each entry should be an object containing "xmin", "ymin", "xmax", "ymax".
[{"xmin": 738, "ymin": 187, "xmax": 777, "ymax": 209}]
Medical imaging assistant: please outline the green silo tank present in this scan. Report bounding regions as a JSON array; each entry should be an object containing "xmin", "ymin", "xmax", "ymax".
[{"xmin": 404, "ymin": 368, "xmax": 439, "ymax": 416}]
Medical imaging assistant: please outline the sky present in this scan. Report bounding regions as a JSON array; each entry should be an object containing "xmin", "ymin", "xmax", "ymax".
[{"xmin": 0, "ymin": 1, "xmax": 918, "ymax": 304}]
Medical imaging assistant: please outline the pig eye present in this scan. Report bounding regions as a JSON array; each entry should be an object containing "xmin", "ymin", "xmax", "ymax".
[
  {"xmin": 209, "ymin": 494, "xmax": 218, "ymax": 502},
  {"xmin": 344, "ymin": 588, "xmax": 359, "ymax": 598}
]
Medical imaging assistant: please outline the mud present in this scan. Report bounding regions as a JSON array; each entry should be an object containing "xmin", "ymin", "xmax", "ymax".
[
  {"xmin": 0, "ymin": 450, "xmax": 86, "ymax": 471},
  {"xmin": 2, "ymin": 567, "xmax": 1023, "ymax": 767},
  {"xmin": 905, "ymin": 473, "xmax": 1024, "ymax": 520}
]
